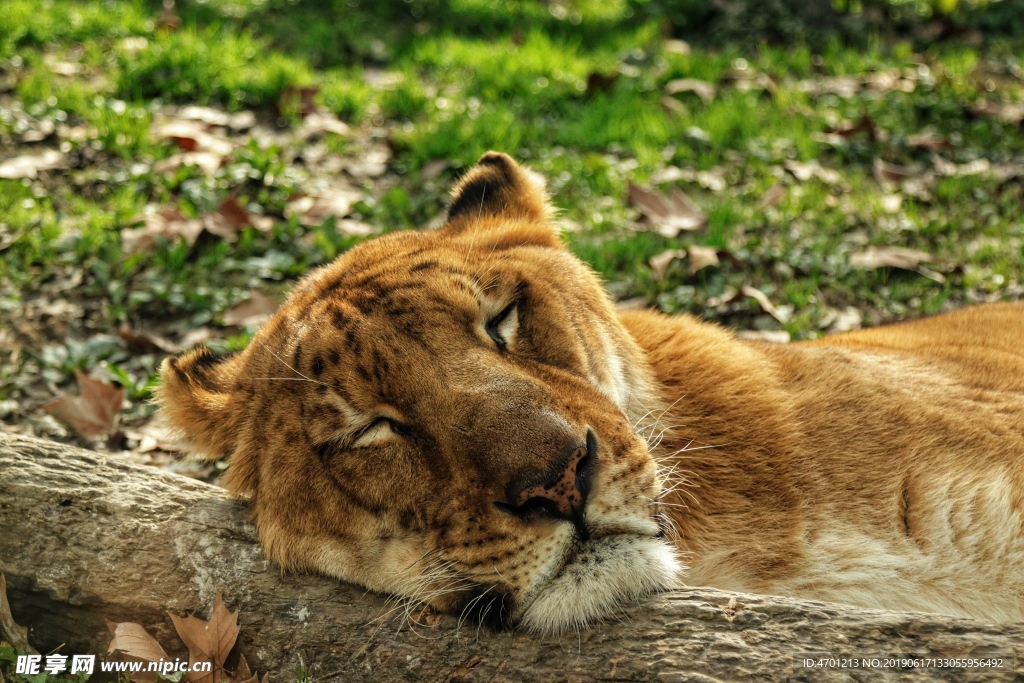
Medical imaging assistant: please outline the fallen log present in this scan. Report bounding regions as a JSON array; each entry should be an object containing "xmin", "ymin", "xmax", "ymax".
[{"xmin": 1, "ymin": 430, "xmax": 1022, "ymax": 682}]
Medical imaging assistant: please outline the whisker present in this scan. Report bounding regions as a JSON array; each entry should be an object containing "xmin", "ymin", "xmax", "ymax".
[{"xmin": 251, "ymin": 338, "xmax": 337, "ymax": 391}]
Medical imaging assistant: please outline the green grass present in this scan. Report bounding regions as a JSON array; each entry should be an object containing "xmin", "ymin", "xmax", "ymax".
[{"xmin": 1, "ymin": 0, "xmax": 1024, "ymax": 435}]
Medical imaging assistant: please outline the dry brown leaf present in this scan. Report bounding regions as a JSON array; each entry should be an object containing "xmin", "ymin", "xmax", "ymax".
[
  {"xmin": 800, "ymin": 75, "xmax": 860, "ymax": 99},
  {"xmin": 297, "ymin": 111, "xmax": 350, "ymax": 140},
  {"xmin": 849, "ymin": 246, "xmax": 945, "ymax": 282},
  {"xmin": 181, "ymin": 327, "xmax": 216, "ymax": 348},
  {"xmin": 706, "ymin": 287, "xmax": 741, "ymax": 308},
  {"xmin": 41, "ymin": 369, "xmax": 124, "ymax": 438},
  {"xmin": 741, "ymin": 285, "xmax": 789, "ymax": 323},
  {"xmin": 203, "ymin": 197, "xmax": 273, "ymax": 240},
  {"xmin": 812, "ymin": 131, "xmax": 847, "ymax": 147},
  {"xmin": 930, "ymin": 154, "xmax": 1024, "ymax": 182},
  {"xmin": 174, "ymin": 136, "xmax": 199, "ymax": 152},
  {"xmin": 285, "ymin": 183, "xmax": 362, "ymax": 226},
  {"xmin": 176, "ymin": 106, "xmax": 255, "ymax": 131},
  {"xmin": 0, "ymin": 574, "xmax": 35, "ymax": 653},
  {"xmin": 648, "ymin": 249, "xmax": 686, "ymax": 279},
  {"xmin": 151, "ymin": 119, "xmax": 233, "ymax": 157},
  {"xmin": 176, "ymin": 105, "xmax": 231, "ymax": 127},
  {"xmin": 758, "ymin": 182, "xmax": 787, "ymax": 209},
  {"xmin": 827, "ymin": 115, "xmax": 879, "ymax": 142},
  {"xmin": 862, "ymin": 69, "xmax": 916, "ymax": 94},
  {"xmin": 122, "ymin": 207, "xmax": 205, "ymax": 252},
  {"xmin": 661, "ymin": 95, "xmax": 688, "ymax": 116},
  {"xmin": 906, "ymin": 132, "xmax": 951, "ymax": 152},
  {"xmin": 232, "ymin": 655, "xmax": 255, "ymax": 683},
  {"xmin": 153, "ymin": 151, "xmax": 225, "ymax": 176},
  {"xmin": 125, "ymin": 416, "xmax": 187, "ymax": 454},
  {"xmin": 687, "ymin": 245, "xmax": 720, "ymax": 274},
  {"xmin": 873, "ymin": 159, "xmax": 917, "ymax": 190},
  {"xmin": 783, "ymin": 159, "xmax": 841, "ymax": 185},
  {"xmin": 721, "ymin": 70, "xmax": 777, "ymax": 96},
  {"xmin": 222, "ymin": 290, "xmax": 278, "ymax": 327},
  {"xmin": 970, "ymin": 100, "xmax": 1024, "ymax": 125},
  {"xmin": 169, "ymin": 589, "xmax": 240, "ymax": 683},
  {"xmin": 106, "ymin": 619, "xmax": 171, "ymax": 662},
  {"xmin": 989, "ymin": 163, "xmax": 1024, "ymax": 182},
  {"xmin": 119, "ymin": 323, "xmax": 181, "ymax": 354},
  {"xmin": 342, "ymin": 147, "xmax": 391, "ymax": 179},
  {"xmin": 0, "ymin": 149, "xmax": 66, "ymax": 179},
  {"xmin": 627, "ymin": 181, "xmax": 706, "ymax": 237},
  {"xmin": 931, "ymin": 154, "xmax": 990, "ymax": 178},
  {"xmin": 335, "ymin": 219, "xmax": 375, "ymax": 237},
  {"xmin": 207, "ymin": 197, "xmax": 250, "ymax": 238},
  {"xmin": 849, "ymin": 245, "xmax": 932, "ymax": 270},
  {"xmin": 648, "ymin": 166, "xmax": 688, "ymax": 184},
  {"xmin": 664, "ymin": 78, "xmax": 716, "ymax": 103},
  {"xmin": 820, "ymin": 306, "xmax": 862, "ymax": 333},
  {"xmin": 696, "ymin": 168, "xmax": 727, "ymax": 192},
  {"xmin": 124, "ymin": 199, "xmax": 271, "ymax": 252},
  {"xmin": 847, "ymin": 246, "xmax": 942, "ymax": 282}
]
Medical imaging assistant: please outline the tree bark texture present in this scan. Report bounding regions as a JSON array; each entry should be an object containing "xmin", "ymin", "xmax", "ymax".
[{"xmin": 1, "ymin": 431, "xmax": 1022, "ymax": 682}]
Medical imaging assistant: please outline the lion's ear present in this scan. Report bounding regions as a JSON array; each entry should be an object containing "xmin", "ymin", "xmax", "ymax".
[
  {"xmin": 445, "ymin": 151, "xmax": 555, "ymax": 229},
  {"xmin": 157, "ymin": 345, "xmax": 244, "ymax": 460}
]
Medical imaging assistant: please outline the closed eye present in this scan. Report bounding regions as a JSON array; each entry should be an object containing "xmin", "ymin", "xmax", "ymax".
[
  {"xmin": 485, "ymin": 302, "xmax": 518, "ymax": 351},
  {"xmin": 352, "ymin": 417, "xmax": 410, "ymax": 448}
]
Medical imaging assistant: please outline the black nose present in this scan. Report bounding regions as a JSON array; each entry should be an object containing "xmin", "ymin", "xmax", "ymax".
[{"xmin": 496, "ymin": 430, "xmax": 597, "ymax": 539}]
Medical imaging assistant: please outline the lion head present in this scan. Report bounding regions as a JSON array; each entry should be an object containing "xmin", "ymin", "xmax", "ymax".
[{"xmin": 159, "ymin": 152, "xmax": 681, "ymax": 632}]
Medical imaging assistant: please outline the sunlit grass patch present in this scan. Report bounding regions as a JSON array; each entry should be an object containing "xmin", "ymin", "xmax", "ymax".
[{"xmin": 115, "ymin": 27, "xmax": 312, "ymax": 107}]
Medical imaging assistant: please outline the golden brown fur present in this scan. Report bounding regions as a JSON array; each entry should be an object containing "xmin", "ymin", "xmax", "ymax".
[
  {"xmin": 623, "ymin": 305, "xmax": 1024, "ymax": 620},
  {"xmin": 160, "ymin": 152, "xmax": 1024, "ymax": 630}
]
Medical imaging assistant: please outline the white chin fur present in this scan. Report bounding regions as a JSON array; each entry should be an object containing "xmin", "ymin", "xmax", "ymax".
[{"xmin": 517, "ymin": 536, "xmax": 682, "ymax": 634}]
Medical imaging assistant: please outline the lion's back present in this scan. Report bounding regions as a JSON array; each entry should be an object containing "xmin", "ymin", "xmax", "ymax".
[{"xmin": 802, "ymin": 301, "xmax": 1024, "ymax": 393}]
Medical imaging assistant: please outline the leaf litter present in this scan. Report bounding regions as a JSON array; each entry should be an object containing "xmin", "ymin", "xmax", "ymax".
[
  {"xmin": 107, "ymin": 620, "xmax": 171, "ymax": 683},
  {"xmin": 41, "ymin": 369, "xmax": 124, "ymax": 439},
  {"xmin": 741, "ymin": 285, "xmax": 790, "ymax": 324},
  {"xmin": 0, "ymin": 149, "xmax": 67, "ymax": 179},
  {"xmin": 849, "ymin": 246, "xmax": 945, "ymax": 282},
  {"xmin": 222, "ymin": 290, "xmax": 279, "ymax": 327},
  {"xmin": 663, "ymin": 78, "xmax": 716, "ymax": 104},
  {"xmin": 649, "ymin": 249, "xmax": 686, "ymax": 279},
  {"xmin": 169, "ymin": 589, "xmax": 240, "ymax": 683},
  {"xmin": 627, "ymin": 181, "xmax": 707, "ymax": 237},
  {"xmin": 105, "ymin": 589, "xmax": 261, "ymax": 683}
]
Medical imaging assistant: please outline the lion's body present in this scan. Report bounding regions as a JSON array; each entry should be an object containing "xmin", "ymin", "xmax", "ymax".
[
  {"xmin": 160, "ymin": 153, "xmax": 1024, "ymax": 630},
  {"xmin": 623, "ymin": 303, "xmax": 1024, "ymax": 621}
]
